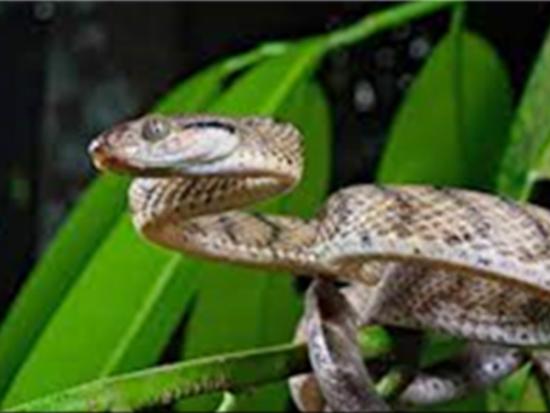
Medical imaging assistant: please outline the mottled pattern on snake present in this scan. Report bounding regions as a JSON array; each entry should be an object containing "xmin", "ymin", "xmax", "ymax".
[
  {"xmin": 130, "ymin": 180, "xmax": 550, "ymax": 347},
  {"xmin": 290, "ymin": 280, "xmax": 529, "ymax": 410},
  {"xmin": 89, "ymin": 114, "xmax": 550, "ymax": 410},
  {"xmin": 349, "ymin": 264, "xmax": 550, "ymax": 345},
  {"xmin": 314, "ymin": 185, "xmax": 550, "ymax": 299},
  {"xmin": 398, "ymin": 344, "xmax": 526, "ymax": 407},
  {"xmin": 303, "ymin": 280, "xmax": 390, "ymax": 411}
]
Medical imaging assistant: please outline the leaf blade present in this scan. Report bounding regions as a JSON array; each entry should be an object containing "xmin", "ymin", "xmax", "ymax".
[
  {"xmin": 0, "ymin": 173, "xmax": 129, "ymax": 399},
  {"xmin": 377, "ymin": 31, "xmax": 513, "ymax": 190}
]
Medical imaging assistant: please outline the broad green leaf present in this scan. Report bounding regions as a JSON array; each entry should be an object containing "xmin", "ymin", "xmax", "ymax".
[
  {"xmin": 1, "ymin": 218, "xmax": 197, "ymax": 407},
  {"xmin": 0, "ymin": 173, "xmax": 128, "ymax": 399},
  {"xmin": 211, "ymin": 39, "xmax": 325, "ymax": 116},
  {"xmin": 497, "ymin": 27, "xmax": 550, "ymax": 200},
  {"xmin": 377, "ymin": 31, "xmax": 513, "ymax": 191},
  {"xmin": 179, "ymin": 42, "xmax": 329, "ymax": 412},
  {"xmin": 1, "ymin": 48, "xmax": 267, "ymax": 407}
]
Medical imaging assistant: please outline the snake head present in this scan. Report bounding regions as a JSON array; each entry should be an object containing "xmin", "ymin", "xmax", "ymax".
[{"xmin": 89, "ymin": 114, "xmax": 241, "ymax": 176}]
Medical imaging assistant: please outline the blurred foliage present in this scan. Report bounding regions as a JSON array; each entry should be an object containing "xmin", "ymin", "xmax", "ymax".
[{"xmin": 3, "ymin": 1, "xmax": 550, "ymax": 412}]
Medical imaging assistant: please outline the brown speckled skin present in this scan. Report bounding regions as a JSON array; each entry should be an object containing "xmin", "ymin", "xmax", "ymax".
[
  {"xmin": 291, "ymin": 281, "xmax": 529, "ymax": 411},
  {"xmin": 90, "ymin": 114, "xmax": 550, "ymax": 410}
]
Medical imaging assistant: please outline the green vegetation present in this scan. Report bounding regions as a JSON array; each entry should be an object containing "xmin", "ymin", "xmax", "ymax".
[{"xmin": 3, "ymin": 2, "xmax": 550, "ymax": 411}]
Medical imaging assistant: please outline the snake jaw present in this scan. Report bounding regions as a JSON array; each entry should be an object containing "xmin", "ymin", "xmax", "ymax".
[
  {"xmin": 88, "ymin": 135, "xmax": 126, "ymax": 172},
  {"xmin": 88, "ymin": 131, "xmax": 147, "ymax": 175},
  {"xmin": 88, "ymin": 137, "xmax": 107, "ymax": 170}
]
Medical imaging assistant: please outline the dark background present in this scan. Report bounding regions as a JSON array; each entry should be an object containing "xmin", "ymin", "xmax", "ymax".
[{"xmin": 1, "ymin": 2, "xmax": 550, "ymax": 324}]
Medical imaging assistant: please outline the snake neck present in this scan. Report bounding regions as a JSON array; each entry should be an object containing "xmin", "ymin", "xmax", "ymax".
[{"xmin": 129, "ymin": 174, "xmax": 324, "ymax": 274}]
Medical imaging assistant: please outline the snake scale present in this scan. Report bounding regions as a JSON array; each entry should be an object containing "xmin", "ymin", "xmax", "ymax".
[{"xmin": 89, "ymin": 114, "xmax": 550, "ymax": 411}]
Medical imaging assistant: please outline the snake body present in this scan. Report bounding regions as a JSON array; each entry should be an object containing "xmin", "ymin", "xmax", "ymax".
[{"xmin": 90, "ymin": 114, "xmax": 550, "ymax": 410}]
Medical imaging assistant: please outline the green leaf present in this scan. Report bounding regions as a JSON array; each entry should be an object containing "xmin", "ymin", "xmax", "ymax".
[
  {"xmin": 0, "ymin": 49, "xmax": 261, "ymax": 407},
  {"xmin": 497, "ymin": 26, "xmax": 550, "ymax": 200},
  {"xmin": 179, "ymin": 42, "xmax": 329, "ymax": 412},
  {"xmin": 1, "ymin": 218, "xmax": 198, "ymax": 407},
  {"xmin": 154, "ymin": 41, "xmax": 290, "ymax": 115},
  {"xmin": 211, "ymin": 40, "xmax": 325, "ymax": 116},
  {"xmin": 487, "ymin": 364, "xmax": 533, "ymax": 412},
  {"xmin": 0, "ymin": 173, "xmax": 129, "ymax": 400},
  {"xmin": 377, "ymin": 31, "xmax": 513, "ymax": 190},
  {"xmin": 514, "ymin": 374, "xmax": 548, "ymax": 412}
]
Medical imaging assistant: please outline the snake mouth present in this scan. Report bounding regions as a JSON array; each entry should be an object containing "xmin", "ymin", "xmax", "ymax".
[
  {"xmin": 88, "ymin": 137, "xmax": 125, "ymax": 172},
  {"xmin": 88, "ymin": 137, "xmax": 110, "ymax": 171},
  {"xmin": 88, "ymin": 136, "xmax": 144, "ymax": 175}
]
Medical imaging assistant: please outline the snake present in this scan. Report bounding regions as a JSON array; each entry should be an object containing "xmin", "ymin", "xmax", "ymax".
[{"xmin": 89, "ymin": 114, "xmax": 550, "ymax": 411}]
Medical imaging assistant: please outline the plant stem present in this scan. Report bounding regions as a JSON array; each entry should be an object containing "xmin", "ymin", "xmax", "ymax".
[
  {"xmin": 326, "ymin": 1, "xmax": 458, "ymax": 50},
  {"xmin": 8, "ymin": 326, "xmax": 393, "ymax": 412}
]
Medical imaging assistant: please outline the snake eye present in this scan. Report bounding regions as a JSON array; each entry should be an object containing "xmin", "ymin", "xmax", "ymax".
[{"xmin": 142, "ymin": 116, "xmax": 170, "ymax": 142}]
